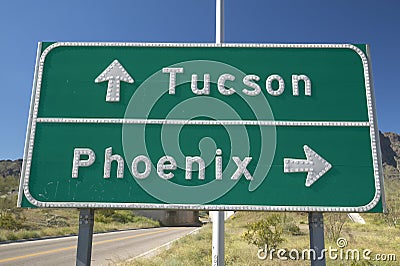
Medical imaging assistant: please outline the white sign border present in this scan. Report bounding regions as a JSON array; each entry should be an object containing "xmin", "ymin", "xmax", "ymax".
[{"xmin": 18, "ymin": 42, "xmax": 384, "ymax": 212}]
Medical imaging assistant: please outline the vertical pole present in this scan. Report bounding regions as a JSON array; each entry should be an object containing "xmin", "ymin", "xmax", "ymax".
[
  {"xmin": 212, "ymin": 1, "xmax": 224, "ymax": 266},
  {"xmin": 211, "ymin": 211, "xmax": 225, "ymax": 266},
  {"xmin": 76, "ymin": 209, "xmax": 95, "ymax": 266},
  {"xmin": 215, "ymin": 0, "xmax": 224, "ymax": 44},
  {"xmin": 308, "ymin": 212, "xmax": 326, "ymax": 266}
]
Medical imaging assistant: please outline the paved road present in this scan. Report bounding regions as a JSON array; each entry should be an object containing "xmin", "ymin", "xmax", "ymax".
[{"xmin": 0, "ymin": 227, "xmax": 197, "ymax": 265}]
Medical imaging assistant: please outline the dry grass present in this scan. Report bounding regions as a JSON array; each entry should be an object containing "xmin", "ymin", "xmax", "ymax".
[
  {"xmin": 120, "ymin": 211, "xmax": 400, "ymax": 266},
  {"xmin": 0, "ymin": 208, "xmax": 159, "ymax": 242}
]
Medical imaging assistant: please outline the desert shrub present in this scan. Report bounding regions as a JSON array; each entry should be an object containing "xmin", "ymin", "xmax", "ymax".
[
  {"xmin": 382, "ymin": 203, "xmax": 400, "ymax": 227},
  {"xmin": 325, "ymin": 213, "xmax": 347, "ymax": 241},
  {"xmin": 0, "ymin": 195, "xmax": 16, "ymax": 210},
  {"xmin": 284, "ymin": 222, "xmax": 302, "ymax": 235},
  {"xmin": 0, "ymin": 210, "xmax": 24, "ymax": 230},
  {"xmin": 0, "ymin": 176, "xmax": 19, "ymax": 195},
  {"xmin": 45, "ymin": 214, "xmax": 69, "ymax": 227},
  {"xmin": 281, "ymin": 213, "xmax": 303, "ymax": 235},
  {"xmin": 242, "ymin": 214, "xmax": 285, "ymax": 249},
  {"xmin": 380, "ymin": 180, "xmax": 400, "ymax": 227},
  {"xmin": 95, "ymin": 209, "xmax": 135, "ymax": 224},
  {"xmin": 5, "ymin": 231, "xmax": 17, "ymax": 240},
  {"xmin": 95, "ymin": 209, "xmax": 115, "ymax": 223},
  {"xmin": 112, "ymin": 210, "xmax": 135, "ymax": 223},
  {"xmin": 17, "ymin": 230, "xmax": 41, "ymax": 239}
]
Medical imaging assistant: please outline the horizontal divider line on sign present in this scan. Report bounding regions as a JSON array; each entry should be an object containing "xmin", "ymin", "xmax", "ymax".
[{"xmin": 35, "ymin": 117, "xmax": 371, "ymax": 127}]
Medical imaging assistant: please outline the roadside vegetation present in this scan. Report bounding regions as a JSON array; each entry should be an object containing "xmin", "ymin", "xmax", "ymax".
[
  {"xmin": 1, "ymin": 147, "xmax": 399, "ymax": 264},
  {"xmin": 0, "ymin": 166, "xmax": 159, "ymax": 242},
  {"xmin": 124, "ymin": 212, "xmax": 399, "ymax": 266},
  {"xmin": 122, "ymin": 172, "xmax": 400, "ymax": 266},
  {"xmin": 0, "ymin": 193, "xmax": 159, "ymax": 242}
]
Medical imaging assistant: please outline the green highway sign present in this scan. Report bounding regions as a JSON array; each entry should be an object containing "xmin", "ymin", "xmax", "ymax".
[{"xmin": 18, "ymin": 42, "xmax": 385, "ymax": 212}]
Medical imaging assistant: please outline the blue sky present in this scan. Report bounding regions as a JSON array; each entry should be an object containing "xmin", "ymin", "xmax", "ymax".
[{"xmin": 0, "ymin": 0, "xmax": 399, "ymax": 159}]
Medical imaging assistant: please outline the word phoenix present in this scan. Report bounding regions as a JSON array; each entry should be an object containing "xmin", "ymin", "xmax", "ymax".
[{"xmin": 71, "ymin": 147, "xmax": 254, "ymax": 181}]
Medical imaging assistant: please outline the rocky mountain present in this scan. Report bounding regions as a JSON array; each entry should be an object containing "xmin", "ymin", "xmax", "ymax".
[
  {"xmin": 380, "ymin": 131, "xmax": 400, "ymax": 177},
  {"xmin": 0, "ymin": 159, "xmax": 22, "ymax": 178},
  {"xmin": 1, "ymin": 132, "xmax": 400, "ymax": 178}
]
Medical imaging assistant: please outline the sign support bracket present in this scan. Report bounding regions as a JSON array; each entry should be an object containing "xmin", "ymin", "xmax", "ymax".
[
  {"xmin": 76, "ymin": 209, "xmax": 95, "ymax": 266},
  {"xmin": 308, "ymin": 212, "xmax": 326, "ymax": 266}
]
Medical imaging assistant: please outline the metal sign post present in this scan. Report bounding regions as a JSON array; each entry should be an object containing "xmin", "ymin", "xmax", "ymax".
[
  {"xmin": 308, "ymin": 212, "xmax": 326, "ymax": 266},
  {"xmin": 76, "ymin": 209, "xmax": 95, "ymax": 266},
  {"xmin": 212, "ymin": 1, "xmax": 225, "ymax": 265},
  {"xmin": 211, "ymin": 211, "xmax": 225, "ymax": 266}
]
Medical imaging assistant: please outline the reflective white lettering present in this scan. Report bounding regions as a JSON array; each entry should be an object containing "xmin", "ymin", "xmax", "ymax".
[
  {"xmin": 103, "ymin": 147, "xmax": 124, "ymax": 178},
  {"xmin": 242, "ymin": 74, "xmax": 261, "ymax": 96},
  {"xmin": 231, "ymin": 156, "xmax": 253, "ymax": 180},
  {"xmin": 266, "ymin": 74, "xmax": 285, "ymax": 96},
  {"xmin": 131, "ymin": 155, "xmax": 151, "ymax": 179},
  {"xmin": 185, "ymin": 156, "xmax": 206, "ymax": 180},
  {"xmin": 217, "ymin": 73, "xmax": 236, "ymax": 95},
  {"xmin": 163, "ymin": 67, "xmax": 184, "ymax": 95},
  {"xmin": 292, "ymin": 74, "xmax": 311, "ymax": 96},
  {"xmin": 157, "ymin": 156, "xmax": 177, "ymax": 180},
  {"xmin": 191, "ymin": 74, "xmax": 210, "ymax": 95},
  {"xmin": 72, "ymin": 148, "xmax": 95, "ymax": 178}
]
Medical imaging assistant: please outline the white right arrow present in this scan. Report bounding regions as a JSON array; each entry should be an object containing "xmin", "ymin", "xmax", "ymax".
[{"xmin": 284, "ymin": 145, "xmax": 332, "ymax": 187}]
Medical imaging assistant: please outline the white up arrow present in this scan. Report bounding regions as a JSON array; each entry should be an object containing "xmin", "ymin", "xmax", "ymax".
[
  {"xmin": 284, "ymin": 145, "xmax": 332, "ymax": 187},
  {"xmin": 95, "ymin": 60, "xmax": 134, "ymax": 102}
]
